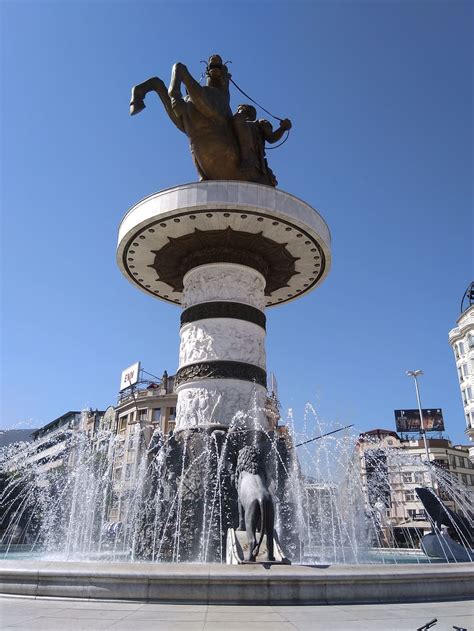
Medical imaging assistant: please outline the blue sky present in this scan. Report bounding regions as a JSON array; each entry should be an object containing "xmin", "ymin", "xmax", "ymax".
[{"xmin": 1, "ymin": 1, "xmax": 472, "ymax": 444}]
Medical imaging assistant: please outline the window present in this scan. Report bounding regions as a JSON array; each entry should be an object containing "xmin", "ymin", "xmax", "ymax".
[
  {"xmin": 125, "ymin": 463, "xmax": 133, "ymax": 479},
  {"xmin": 433, "ymin": 459, "xmax": 449, "ymax": 470},
  {"xmin": 461, "ymin": 474, "xmax": 468, "ymax": 486},
  {"xmin": 469, "ymin": 334, "xmax": 474, "ymax": 349},
  {"xmin": 169, "ymin": 407, "xmax": 176, "ymax": 421},
  {"xmin": 408, "ymin": 509, "xmax": 417, "ymax": 518},
  {"xmin": 114, "ymin": 467, "xmax": 122, "ymax": 481},
  {"xmin": 111, "ymin": 493, "xmax": 119, "ymax": 509},
  {"xmin": 414, "ymin": 472, "xmax": 424, "ymax": 484},
  {"xmin": 152, "ymin": 408, "xmax": 162, "ymax": 423},
  {"xmin": 458, "ymin": 342, "xmax": 465, "ymax": 356},
  {"xmin": 439, "ymin": 488, "xmax": 451, "ymax": 501},
  {"xmin": 456, "ymin": 456, "xmax": 464, "ymax": 468},
  {"xmin": 462, "ymin": 364, "xmax": 469, "ymax": 377},
  {"xmin": 402, "ymin": 473, "xmax": 413, "ymax": 484},
  {"xmin": 404, "ymin": 490, "xmax": 415, "ymax": 502},
  {"xmin": 119, "ymin": 416, "xmax": 127, "ymax": 432},
  {"xmin": 138, "ymin": 409, "xmax": 147, "ymax": 422},
  {"xmin": 467, "ymin": 387, "xmax": 473, "ymax": 402}
]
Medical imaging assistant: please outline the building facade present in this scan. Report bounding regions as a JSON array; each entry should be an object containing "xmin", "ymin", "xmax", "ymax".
[
  {"xmin": 356, "ymin": 429, "xmax": 474, "ymax": 545},
  {"xmin": 27, "ymin": 411, "xmax": 83, "ymax": 473},
  {"xmin": 449, "ymin": 282, "xmax": 474, "ymax": 449}
]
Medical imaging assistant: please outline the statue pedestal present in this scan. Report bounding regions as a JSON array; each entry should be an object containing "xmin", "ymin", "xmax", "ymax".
[
  {"xmin": 117, "ymin": 181, "xmax": 331, "ymax": 432},
  {"xmin": 226, "ymin": 528, "xmax": 290, "ymax": 564}
]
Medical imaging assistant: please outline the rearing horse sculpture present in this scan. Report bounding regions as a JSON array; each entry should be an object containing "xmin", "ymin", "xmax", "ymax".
[{"xmin": 130, "ymin": 55, "xmax": 291, "ymax": 185}]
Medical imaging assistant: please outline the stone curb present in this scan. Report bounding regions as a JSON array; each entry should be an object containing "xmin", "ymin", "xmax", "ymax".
[{"xmin": 0, "ymin": 561, "xmax": 472, "ymax": 604}]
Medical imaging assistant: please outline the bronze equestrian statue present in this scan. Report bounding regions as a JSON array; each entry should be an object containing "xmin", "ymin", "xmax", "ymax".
[{"xmin": 130, "ymin": 55, "xmax": 291, "ymax": 186}]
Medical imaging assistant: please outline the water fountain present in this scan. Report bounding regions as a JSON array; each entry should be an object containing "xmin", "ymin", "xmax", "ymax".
[
  {"xmin": 0, "ymin": 54, "xmax": 472, "ymax": 603},
  {"xmin": 1, "ymin": 408, "xmax": 473, "ymax": 601}
]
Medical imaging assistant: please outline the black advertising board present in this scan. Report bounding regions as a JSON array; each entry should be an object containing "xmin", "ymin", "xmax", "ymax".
[{"xmin": 394, "ymin": 409, "xmax": 444, "ymax": 432}]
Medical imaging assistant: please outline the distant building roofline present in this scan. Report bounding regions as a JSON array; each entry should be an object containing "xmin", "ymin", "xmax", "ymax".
[
  {"xmin": 32, "ymin": 411, "xmax": 81, "ymax": 439},
  {"xmin": 359, "ymin": 428, "xmax": 401, "ymax": 441}
]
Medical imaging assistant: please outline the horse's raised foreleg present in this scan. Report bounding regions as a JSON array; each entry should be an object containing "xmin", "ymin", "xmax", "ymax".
[
  {"xmin": 130, "ymin": 77, "xmax": 161, "ymax": 115},
  {"xmin": 168, "ymin": 63, "xmax": 216, "ymax": 120},
  {"xmin": 130, "ymin": 77, "xmax": 184, "ymax": 132}
]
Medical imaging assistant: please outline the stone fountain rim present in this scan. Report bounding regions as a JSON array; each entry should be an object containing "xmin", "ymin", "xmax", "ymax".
[{"xmin": 0, "ymin": 560, "xmax": 472, "ymax": 604}]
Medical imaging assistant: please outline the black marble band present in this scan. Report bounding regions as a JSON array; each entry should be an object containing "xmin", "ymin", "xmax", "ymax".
[
  {"xmin": 180, "ymin": 302, "xmax": 266, "ymax": 330},
  {"xmin": 175, "ymin": 361, "xmax": 267, "ymax": 389}
]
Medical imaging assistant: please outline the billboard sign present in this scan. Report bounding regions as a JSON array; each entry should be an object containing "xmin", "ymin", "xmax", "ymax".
[
  {"xmin": 120, "ymin": 362, "xmax": 141, "ymax": 391},
  {"xmin": 394, "ymin": 409, "xmax": 444, "ymax": 433}
]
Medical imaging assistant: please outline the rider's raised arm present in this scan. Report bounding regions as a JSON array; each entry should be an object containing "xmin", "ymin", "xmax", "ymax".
[{"xmin": 260, "ymin": 118, "xmax": 292, "ymax": 144}]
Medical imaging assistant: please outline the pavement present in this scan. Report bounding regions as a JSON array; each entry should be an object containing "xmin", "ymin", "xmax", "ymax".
[{"xmin": 0, "ymin": 596, "xmax": 473, "ymax": 631}]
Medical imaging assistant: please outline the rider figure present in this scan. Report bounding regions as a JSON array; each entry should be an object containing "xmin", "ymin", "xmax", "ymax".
[{"xmin": 232, "ymin": 104, "xmax": 292, "ymax": 186}]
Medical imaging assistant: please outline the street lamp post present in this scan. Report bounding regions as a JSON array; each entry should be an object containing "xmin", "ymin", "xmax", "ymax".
[{"xmin": 406, "ymin": 370, "xmax": 433, "ymax": 486}]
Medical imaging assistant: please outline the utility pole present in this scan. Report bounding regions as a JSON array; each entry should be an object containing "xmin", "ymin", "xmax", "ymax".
[{"xmin": 406, "ymin": 370, "xmax": 434, "ymax": 488}]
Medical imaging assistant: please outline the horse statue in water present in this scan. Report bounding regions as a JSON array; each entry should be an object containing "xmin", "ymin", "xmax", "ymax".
[{"xmin": 130, "ymin": 55, "xmax": 291, "ymax": 186}]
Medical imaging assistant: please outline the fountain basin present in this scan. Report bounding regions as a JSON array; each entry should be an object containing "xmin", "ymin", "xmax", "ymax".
[{"xmin": 0, "ymin": 560, "xmax": 472, "ymax": 604}]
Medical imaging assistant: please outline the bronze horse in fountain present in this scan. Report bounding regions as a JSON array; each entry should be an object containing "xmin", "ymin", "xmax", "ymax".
[{"xmin": 130, "ymin": 55, "xmax": 291, "ymax": 186}]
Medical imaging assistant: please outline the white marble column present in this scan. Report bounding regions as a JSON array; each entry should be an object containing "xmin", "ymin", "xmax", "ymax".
[{"xmin": 175, "ymin": 263, "xmax": 268, "ymax": 432}]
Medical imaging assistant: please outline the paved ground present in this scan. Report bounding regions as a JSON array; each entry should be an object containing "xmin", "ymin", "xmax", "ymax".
[{"xmin": 0, "ymin": 596, "xmax": 473, "ymax": 631}]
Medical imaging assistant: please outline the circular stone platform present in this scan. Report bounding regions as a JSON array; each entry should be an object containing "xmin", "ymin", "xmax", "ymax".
[
  {"xmin": 117, "ymin": 181, "xmax": 331, "ymax": 308},
  {"xmin": 0, "ymin": 560, "xmax": 472, "ymax": 604}
]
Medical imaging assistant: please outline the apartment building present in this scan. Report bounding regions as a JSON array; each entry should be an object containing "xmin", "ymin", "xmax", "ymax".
[
  {"xmin": 26, "ymin": 411, "xmax": 83, "ymax": 473},
  {"xmin": 357, "ymin": 428, "xmax": 473, "ymax": 545},
  {"xmin": 449, "ymin": 281, "xmax": 474, "ymax": 450}
]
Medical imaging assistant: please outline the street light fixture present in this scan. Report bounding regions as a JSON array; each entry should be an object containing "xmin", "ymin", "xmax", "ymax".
[{"xmin": 406, "ymin": 370, "xmax": 433, "ymax": 485}]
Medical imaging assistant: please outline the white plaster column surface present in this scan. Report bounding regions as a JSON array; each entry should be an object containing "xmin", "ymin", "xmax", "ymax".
[
  {"xmin": 179, "ymin": 318, "xmax": 266, "ymax": 369},
  {"xmin": 182, "ymin": 263, "xmax": 265, "ymax": 310},
  {"xmin": 174, "ymin": 379, "xmax": 267, "ymax": 431},
  {"xmin": 176, "ymin": 262, "xmax": 268, "ymax": 430}
]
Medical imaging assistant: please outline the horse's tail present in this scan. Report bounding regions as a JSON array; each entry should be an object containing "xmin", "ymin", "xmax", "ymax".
[{"xmin": 253, "ymin": 497, "xmax": 266, "ymax": 560}]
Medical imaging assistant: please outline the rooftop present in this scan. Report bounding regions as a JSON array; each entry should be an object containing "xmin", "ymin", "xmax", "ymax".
[{"xmin": 32, "ymin": 411, "xmax": 81, "ymax": 440}]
